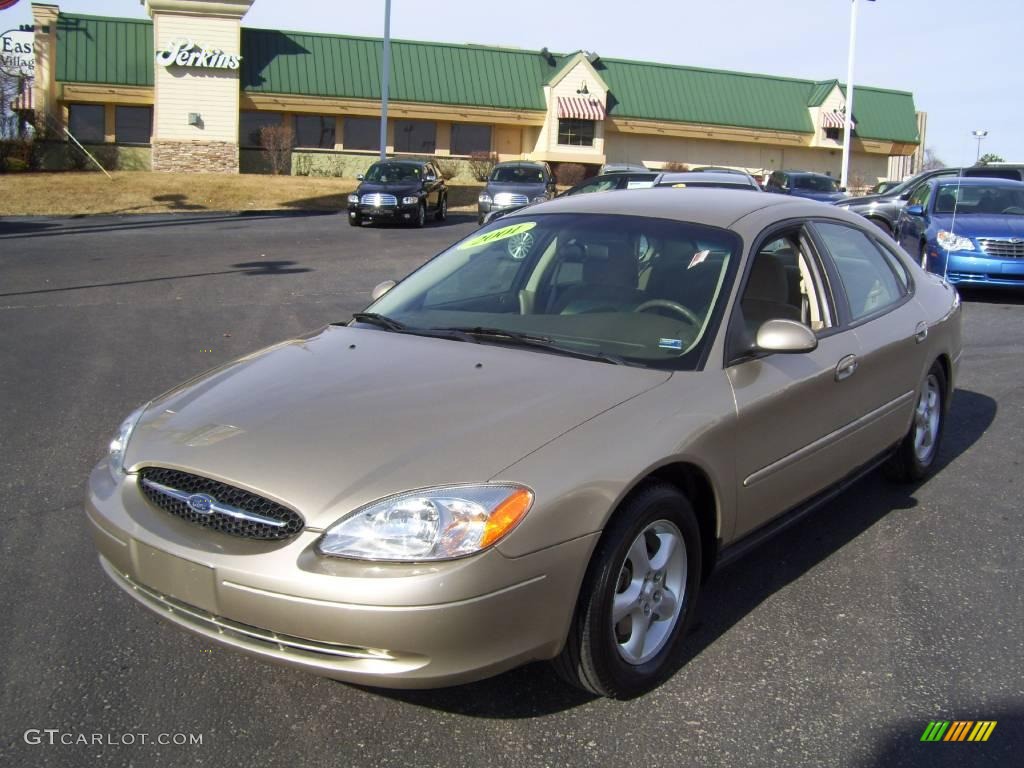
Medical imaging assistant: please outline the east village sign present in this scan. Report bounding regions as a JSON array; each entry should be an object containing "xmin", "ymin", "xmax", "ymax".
[{"xmin": 155, "ymin": 39, "xmax": 241, "ymax": 71}]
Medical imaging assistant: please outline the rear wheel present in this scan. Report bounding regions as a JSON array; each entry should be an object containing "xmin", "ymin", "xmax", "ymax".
[
  {"xmin": 552, "ymin": 482, "xmax": 702, "ymax": 698},
  {"xmin": 414, "ymin": 202, "xmax": 426, "ymax": 228},
  {"xmin": 884, "ymin": 361, "xmax": 947, "ymax": 482},
  {"xmin": 435, "ymin": 195, "xmax": 448, "ymax": 222},
  {"xmin": 869, "ymin": 218, "xmax": 892, "ymax": 237}
]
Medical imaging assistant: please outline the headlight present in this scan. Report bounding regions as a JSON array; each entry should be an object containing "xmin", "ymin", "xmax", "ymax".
[
  {"xmin": 318, "ymin": 484, "xmax": 534, "ymax": 562},
  {"xmin": 478, "ymin": 193, "xmax": 492, "ymax": 204},
  {"xmin": 402, "ymin": 196, "xmax": 419, "ymax": 205},
  {"xmin": 108, "ymin": 406, "xmax": 146, "ymax": 479},
  {"xmin": 531, "ymin": 195, "xmax": 547, "ymax": 203},
  {"xmin": 937, "ymin": 231, "xmax": 975, "ymax": 252},
  {"xmin": 347, "ymin": 194, "xmax": 359, "ymax": 204}
]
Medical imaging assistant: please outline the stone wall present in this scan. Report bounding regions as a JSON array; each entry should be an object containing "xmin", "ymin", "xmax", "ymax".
[{"xmin": 152, "ymin": 140, "xmax": 238, "ymax": 173}]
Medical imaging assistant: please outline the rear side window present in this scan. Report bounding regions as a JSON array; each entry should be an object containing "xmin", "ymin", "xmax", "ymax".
[{"xmin": 815, "ymin": 222, "xmax": 905, "ymax": 321}]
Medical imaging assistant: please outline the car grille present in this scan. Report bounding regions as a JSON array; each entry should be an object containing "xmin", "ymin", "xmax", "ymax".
[
  {"xmin": 494, "ymin": 192, "xmax": 529, "ymax": 207},
  {"xmin": 360, "ymin": 193, "xmax": 398, "ymax": 207},
  {"xmin": 978, "ymin": 238, "xmax": 1024, "ymax": 258},
  {"xmin": 137, "ymin": 467, "xmax": 304, "ymax": 541}
]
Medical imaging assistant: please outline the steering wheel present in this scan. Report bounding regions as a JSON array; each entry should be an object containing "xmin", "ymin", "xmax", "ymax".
[{"xmin": 633, "ymin": 299, "xmax": 701, "ymax": 327}]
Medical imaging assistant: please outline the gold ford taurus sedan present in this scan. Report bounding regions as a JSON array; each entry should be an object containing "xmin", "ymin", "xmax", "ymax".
[{"xmin": 86, "ymin": 189, "xmax": 962, "ymax": 697}]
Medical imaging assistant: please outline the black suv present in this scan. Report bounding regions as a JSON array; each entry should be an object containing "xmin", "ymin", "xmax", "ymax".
[{"xmin": 347, "ymin": 159, "xmax": 448, "ymax": 227}]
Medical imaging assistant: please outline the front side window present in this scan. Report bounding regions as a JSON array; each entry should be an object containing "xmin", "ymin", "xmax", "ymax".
[
  {"xmin": 294, "ymin": 115, "xmax": 336, "ymax": 149},
  {"xmin": 451, "ymin": 124, "xmax": 491, "ymax": 155},
  {"xmin": 343, "ymin": 117, "xmax": 380, "ymax": 152},
  {"xmin": 815, "ymin": 222, "xmax": 905, "ymax": 321},
  {"xmin": 367, "ymin": 213, "xmax": 741, "ymax": 368},
  {"xmin": 557, "ymin": 119, "xmax": 595, "ymax": 147},
  {"xmin": 394, "ymin": 120, "xmax": 436, "ymax": 153},
  {"xmin": 115, "ymin": 106, "xmax": 152, "ymax": 144},
  {"xmin": 907, "ymin": 182, "xmax": 931, "ymax": 209},
  {"xmin": 68, "ymin": 104, "xmax": 105, "ymax": 144},
  {"xmin": 239, "ymin": 111, "xmax": 282, "ymax": 148}
]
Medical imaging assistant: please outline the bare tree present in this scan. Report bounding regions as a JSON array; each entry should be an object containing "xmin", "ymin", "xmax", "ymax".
[
  {"xmin": 921, "ymin": 147, "xmax": 945, "ymax": 171},
  {"xmin": 466, "ymin": 151, "xmax": 497, "ymax": 182},
  {"xmin": 259, "ymin": 124, "xmax": 295, "ymax": 175}
]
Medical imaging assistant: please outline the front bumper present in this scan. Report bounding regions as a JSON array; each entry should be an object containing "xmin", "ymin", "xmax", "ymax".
[
  {"xmin": 85, "ymin": 461, "xmax": 596, "ymax": 688},
  {"xmin": 348, "ymin": 203, "xmax": 420, "ymax": 221},
  {"xmin": 925, "ymin": 248, "xmax": 1024, "ymax": 287}
]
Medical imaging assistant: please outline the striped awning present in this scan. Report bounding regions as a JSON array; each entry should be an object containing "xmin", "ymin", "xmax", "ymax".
[
  {"xmin": 822, "ymin": 110, "xmax": 856, "ymax": 129},
  {"xmin": 557, "ymin": 96, "xmax": 606, "ymax": 121}
]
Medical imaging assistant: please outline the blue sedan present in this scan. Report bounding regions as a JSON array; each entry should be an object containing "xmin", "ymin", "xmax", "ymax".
[{"xmin": 895, "ymin": 177, "xmax": 1024, "ymax": 288}]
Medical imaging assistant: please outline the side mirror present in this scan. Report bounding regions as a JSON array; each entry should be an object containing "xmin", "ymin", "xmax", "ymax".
[
  {"xmin": 356, "ymin": 173, "xmax": 364, "ymax": 181},
  {"xmin": 755, "ymin": 319, "xmax": 817, "ymax": 354},
  {"xmin": 425, "ymin": 174, "xmax": 436, "ymax": 183},
  {"xmin": 905, "ymin": 204, "xmax": 924, "ymax": 216},
  {"xmin": 371, "ymin": 280, "xmax": 397, "ymax": 301},
  {"xmin": 840, "ymin": 186, "xmax": 847, "ymax": 193}
]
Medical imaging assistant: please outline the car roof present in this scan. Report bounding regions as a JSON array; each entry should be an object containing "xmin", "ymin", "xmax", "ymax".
[
  {"xmin": 504, "ymin": 187, "xmax": 845, "ymax": 228},
  {"xmin": 372, "ymin": 159, "xmax": 426, "ymax": 167},
  {"xmin": 782, "ymin": 170, "xmax": 832, "ymax": 178},
  {"xmin": 493, "ymin": 161, "xmax": 546, "ymax": 169},
  {"xmin": 931, "ymin": 177, "xmax": 1024, "ymax": 188},
  {"xmin": 658, "ymin": 171, "xmax": 757, "ymax": 185}
]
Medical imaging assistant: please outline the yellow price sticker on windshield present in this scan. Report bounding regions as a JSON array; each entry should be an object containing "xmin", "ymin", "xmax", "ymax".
[{"xmin": 458, "ymin": 221, "xmax": 537, "ymax": 250}]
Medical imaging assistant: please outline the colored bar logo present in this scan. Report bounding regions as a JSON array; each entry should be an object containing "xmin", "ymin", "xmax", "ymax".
[{"xmin": 921, "ymin": 721, "xmax": 996, "ymax": 742}]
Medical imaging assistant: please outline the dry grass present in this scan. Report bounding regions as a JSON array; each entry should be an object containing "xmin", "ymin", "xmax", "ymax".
[{"xmin": 0, "ymin": 172, "xmax": 485, "ymax": 216}]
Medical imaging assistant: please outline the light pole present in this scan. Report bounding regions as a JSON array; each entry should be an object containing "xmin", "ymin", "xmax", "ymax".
[
  {"xmin": 840, "ymin": 0, "xmax": 864, "ymax": 191},
  {"xmin": 972, "ymin": 129, "xmax": 988, "ymax": 163},
  {"xmin": 378, "ymin": 0, "xmax": 391, "ymax": 161}
]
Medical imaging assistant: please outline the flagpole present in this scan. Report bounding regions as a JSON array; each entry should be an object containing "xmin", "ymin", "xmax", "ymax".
[
  {"xmin": 378, "ymin": 0, "xmax": 391, "ymax": 161},
  {"xmin": 840, "ymin": 0, "xmax": 858, "ymax": 191}
]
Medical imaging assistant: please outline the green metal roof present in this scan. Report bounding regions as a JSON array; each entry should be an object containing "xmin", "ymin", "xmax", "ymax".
[
  {"xmin": 52, "ymin": 13, "xmax": 918, "ymax": 144},
  {"xmin": 56, "ymin": 14, "xmax": 153, "ymax": 87},
  {"xmin": 241, "ymin": 29, "xmax": 553, "ymax": 111}
]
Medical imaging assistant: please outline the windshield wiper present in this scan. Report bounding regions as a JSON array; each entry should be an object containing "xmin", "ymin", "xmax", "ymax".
[
  {"xmin": 349, "ymin": 312, "xmax": 409, "ymax": 331},
  {"xmin": 435, "ymin": 326, "xmax": 628, "ymax": 365}
]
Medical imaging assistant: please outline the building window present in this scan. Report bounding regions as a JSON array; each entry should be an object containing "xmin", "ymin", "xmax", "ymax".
[
  {"xmin": 557, "ymin": 119, "xmax": 595, "ymax": 147},
  {"xmin": 68, "ymin": 104, "xmax": 105, "ymax": 144},
  {"xmin": 239, "ymin": 111, "xmax": 282, "ymax": 148},
  {"xmin": 394, "ymin": 120, "xmax": 436, "ymax": 154},
  {"xmin": 824, "ymin": 127, "xmax": 841, "ymax": 142},
  {"xmin": 343, "ymin": 117, "xmax": 380, "ymax": 152},
  {"xmin": 294, "ymin": 114, "xmax": 336, "ymax": 149},
  {"xmin": 451, "ymin": 123, "xmax": 491, "ymax": 155},
  {"xmin": 115, "ymin": 106, "xmax": 152, "ymax": 144}
]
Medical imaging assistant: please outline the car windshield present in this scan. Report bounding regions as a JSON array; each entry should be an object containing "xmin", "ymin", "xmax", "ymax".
[
  {"xmin": 934, "ymin": 184, "xmax": 1024, "ymax": 215},
  {"xmin": 490, "ymin": 166, "xmax": 545, "ymax": 183},
  {"xmin": 364, "ymin": 163, "xmax": 421, "ymax": 183},
  {"xmin": 793, "ymin": 175, "xmax": 839, "ymax": 192},
  {"xmin": 364, "ymin": 213, "xmax": 740, "ymax": 369}
]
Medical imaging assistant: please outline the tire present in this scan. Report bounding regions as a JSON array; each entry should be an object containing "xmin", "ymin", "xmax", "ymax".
[
  {"xmin": 869, "ymin": 218, "xmax": 892, "ymax": 238},
  {"xmin": 478, "ymin": 214, "xmax": 485, "ymax": 226},
  {"xmin": 348, "ymin": 213, "xmax": 361, "ymax": 227},
  {"xmin": 919, "ymin": 242, "xmax": 929, "ymax": 271},
  {"xmin": 414, "ymin": 202, "xmax": 426, "ymax": 228},
  {"xmin": 435, "ymin": 195, "xmax": 448, "ymax": 222},
  {"xmin": 884, "ymin": 360, "xmax": 947, "ymax": 482},
  {"xmin": 552, "ymin": 482, "xmax": 702, "ymax": 698}
]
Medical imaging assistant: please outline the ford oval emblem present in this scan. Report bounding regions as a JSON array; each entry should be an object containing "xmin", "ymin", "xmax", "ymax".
[{"xmin": 186, "ymin": 493, "xmax": 215, "ymax": 514}]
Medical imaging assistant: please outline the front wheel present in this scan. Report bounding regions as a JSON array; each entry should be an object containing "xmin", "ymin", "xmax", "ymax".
[
  {"xmin": 435, "ymin": 195, "xmax": 448, "ymax": 222},
  {"xmin": 884, "ymin": 361, "xmax": 947, "ymax": 482},
  {"xmin": 414, "ymin": 202, "xmax": 426, "ymax": 228},
  {"xmin": 348, "ymin": 213, "xmax": 361, "ymax": 227},
  {"xmin": 552, "ymin": 482, "xmax": 702, "ymax": 698}
]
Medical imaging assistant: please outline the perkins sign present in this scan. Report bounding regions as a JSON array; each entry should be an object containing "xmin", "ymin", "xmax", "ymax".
[
  {"xmin": 155, "ymin": 39, "xmax": 241, "ymax": 71},
  {"xmin": 0, "ymin": 29, "xmax": 34, "ymax": 77}
]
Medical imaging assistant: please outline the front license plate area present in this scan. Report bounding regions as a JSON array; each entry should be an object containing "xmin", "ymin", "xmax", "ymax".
[{"xmin": 133, "ymin": 542, "xmax": 217, "ymax": 613}]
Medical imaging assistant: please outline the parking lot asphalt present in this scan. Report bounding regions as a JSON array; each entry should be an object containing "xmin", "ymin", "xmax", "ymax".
[{"xmin": 1, "ymin": 210, "xmax": 1021, "ymax": 768}]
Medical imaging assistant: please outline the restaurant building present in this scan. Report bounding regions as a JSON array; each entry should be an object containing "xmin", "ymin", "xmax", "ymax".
[{"xmin": 25, "ymin": 0, "xmax": 922, "ymax": 184}]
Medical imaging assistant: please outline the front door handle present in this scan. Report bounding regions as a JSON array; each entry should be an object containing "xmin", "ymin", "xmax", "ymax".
[
  {"xmin": 835, "ymin": 354, "xmax": 859, "ymax": 382},
  {"xmin": 914, "ymin": 321, "xmax": 929, "ymax": 343}
]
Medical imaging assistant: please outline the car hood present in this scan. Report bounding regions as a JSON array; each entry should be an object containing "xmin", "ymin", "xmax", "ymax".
[
  {"xmin": 356, "ymin": 182, "xmax": 422, "ymax": 197},
  {"xmin": 485, "ymin": 182, "xmax": 546, "ymax": 198},
  {"xmin": 931, "ymin": 214, "xmax": 1024, "ymax": 238},
  {"xmin": 838, "ymin": 192, "xmax": 891, "ymax": 206},
  {"xmin": 792, "ymin": 189, "xmax": 847, "ymax": 203},
  {"xmin": 125, "ymin": 326, "xmax": 671, "ymax": 529}
]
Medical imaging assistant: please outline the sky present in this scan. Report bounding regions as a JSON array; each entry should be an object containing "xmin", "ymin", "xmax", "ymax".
[{"xmin": 3, "ymin": 0, "xmax": 1021, "ymax": 168}]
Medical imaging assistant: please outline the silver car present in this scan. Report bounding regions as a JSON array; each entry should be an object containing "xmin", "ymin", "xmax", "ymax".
[{"xmin": 87, "ymin": 189, "xmax": 962, "ymax": 697}]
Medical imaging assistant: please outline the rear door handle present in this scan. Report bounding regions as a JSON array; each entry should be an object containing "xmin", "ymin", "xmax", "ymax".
[
  {"xmin": 914, "ymin": 321, "xmax": 929, "ymax": 343},
  {"xmin": 835, "ymin": 354, "xmax": 859, "ymax": 382}
]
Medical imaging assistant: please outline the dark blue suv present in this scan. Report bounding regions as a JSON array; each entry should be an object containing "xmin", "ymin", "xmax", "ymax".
[{"xmin": 766, "ymin": 170, "xmax": 847, "ymax": 203}]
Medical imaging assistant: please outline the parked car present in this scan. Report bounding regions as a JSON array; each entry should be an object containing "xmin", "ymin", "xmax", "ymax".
[
  {"xmin": 347, "ymin": 159, "xmax": 447, "ymax": 227},
  {"xmin": 599, "ymin": 162, "xmax": 650, "ymax": 174},
  {"xmin": 656, "ymin": 170, "xmax": 762, "ymax": 191},
  {"xmin": 870, "ymin": 180, "xmax": 900, "ymax": 195},
  {"xmin": 481, "ymin": 170, "xmax": 661, "ymax": 225},
  {"xmin": 477, "ymin": 161, "xmax": 555, "ymax": 224},
  {"xmin": 765, "ymin": 170, "xmax": 847, "ymax": 203},
  {"xmin": 88, "ymin": 188, "xmax": 961, "ymax": 697},
  {"xmin": 894, "ymin": 177, "xmax": 1024, "ymax": 287},
  {"xmin": 835, "ymin": 164, "xmax": 1024, "ymax": 237}
]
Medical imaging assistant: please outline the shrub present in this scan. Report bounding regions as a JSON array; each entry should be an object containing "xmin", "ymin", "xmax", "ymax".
[
  {"xmin": 662, "ymin": 161, "xmax": 689, "ymax": 172},
  {"xmin": 555, "ymin": 162, "xmax": 587, "ymax": 187},
  {"xmin": 435, "ymin": 157, "xmax": 460, "ymax": 180},
  {"xmin": 467, "ymin": 151, "xmax": 498, "ymax": 182},
  {"xmin": 260, "ymin": 124, "xmax": 295, "ymax": 175}
]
